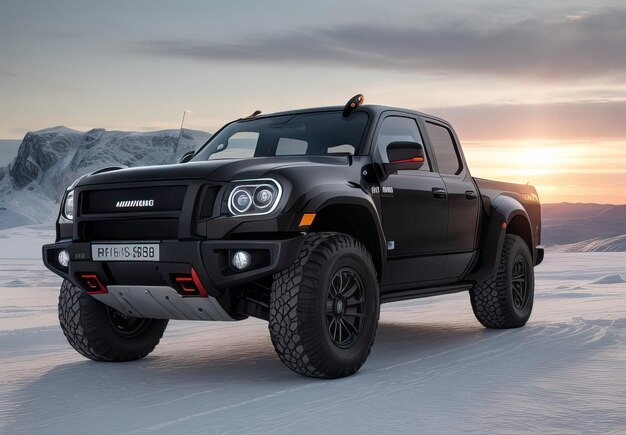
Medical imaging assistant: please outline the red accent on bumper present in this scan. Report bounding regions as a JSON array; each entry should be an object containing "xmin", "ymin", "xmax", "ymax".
[
  {"xmin": 79, "ymin": 274, "xmax": 108, "ymax": 294},
  {"xmin": 172, "ymin": 268, "xmax": 208, "ymax": 297},
  {"xmin": 191, "ymin": 268, "xmax": 209, "ymax": 297}
]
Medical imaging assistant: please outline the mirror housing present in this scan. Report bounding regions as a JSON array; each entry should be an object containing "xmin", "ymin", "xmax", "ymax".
[
  {"xmin": 384, "ymin": 141, "xmax": 425, "ymax": 174},
  {"xmin": 179, "ymin": 151, "xmax": 194, "ymax": 164}
]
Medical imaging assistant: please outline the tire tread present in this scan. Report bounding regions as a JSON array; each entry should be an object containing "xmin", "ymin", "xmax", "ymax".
[
  {"xmin": 470, "ymin": 234, "xmax": 532, "ymax": 329},
  {"xmin": 58, "ymin": 280, "xmax": 167, "ymax": 362}
]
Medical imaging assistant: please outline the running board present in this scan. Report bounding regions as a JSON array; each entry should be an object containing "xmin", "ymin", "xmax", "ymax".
[{"xmin": 381, "ymin": 284, "xmax": 472, "ymax": 304}]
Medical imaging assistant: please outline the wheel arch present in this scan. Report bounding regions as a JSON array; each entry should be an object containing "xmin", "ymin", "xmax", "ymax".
[
  {"xmin": 506, "ymin": 213, "xmax": 533, "ymax": 256},
  {"xmin": 307, "ymin": 197, "xmax": 385, "ymax": 284},
  {"xmin": 467, "ymin": 195, "xmax": 534, "ymax": 282}
]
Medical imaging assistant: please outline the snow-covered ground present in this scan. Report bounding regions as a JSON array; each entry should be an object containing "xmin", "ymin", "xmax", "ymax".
[{"xmin": 1, "ymin": 227, "xmax": 625, "ymax": 434}]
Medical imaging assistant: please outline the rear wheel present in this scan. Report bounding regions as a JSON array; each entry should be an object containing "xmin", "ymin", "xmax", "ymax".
[
  {"xmin": 470, "ymin": 234, "xmax": 534, "ymax": 328},
  {"xmin": 269, "ymin": 233, "xmax": 379, "ymax": 378},
  {"xmin": 58, "ymin": 280, "xmax": 168, "ymax": 361}
]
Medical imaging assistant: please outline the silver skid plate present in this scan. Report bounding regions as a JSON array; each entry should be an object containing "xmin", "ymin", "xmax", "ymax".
[{"xmin": 92, "ymin": 285, "xmax": 234, "ymax": 321}]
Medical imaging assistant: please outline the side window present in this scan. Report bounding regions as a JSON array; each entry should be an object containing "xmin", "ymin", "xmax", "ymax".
[
  {"xmin": 425, "ymin": 122, "xmax": 462, "ymax": 175},
  {"xmin": 376, "ymin": 116, "xmax": 431, "ymax": 172}
]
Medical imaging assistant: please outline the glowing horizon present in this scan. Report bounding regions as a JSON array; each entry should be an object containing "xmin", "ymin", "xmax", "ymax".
[{"xmin": 463, "ymin": 139, "xmax": 626, "ymax": 204}]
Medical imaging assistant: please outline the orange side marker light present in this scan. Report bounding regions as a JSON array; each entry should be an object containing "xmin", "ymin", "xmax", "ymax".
[{"xmin": 299, "ymin": 213, "xmax": 316, "ymax": 228}]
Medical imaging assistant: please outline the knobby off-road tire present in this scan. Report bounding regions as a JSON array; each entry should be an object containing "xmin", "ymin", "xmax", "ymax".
[
  {"xmin": 58, "ymin": 280, "xmax": 168, "ymax": 361},
  {"xmin": 269, "ymin": 232, "xmax": 380, "ymax": 378},
  {"xmin": 470, "ymin": 234, "xmax": 534, "ymax": 329}
]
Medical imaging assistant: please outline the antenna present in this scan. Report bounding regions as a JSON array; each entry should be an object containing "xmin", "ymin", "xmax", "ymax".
[{"xmin": 175, "ymin": 110, "xmax": 192, "ymax": 155}]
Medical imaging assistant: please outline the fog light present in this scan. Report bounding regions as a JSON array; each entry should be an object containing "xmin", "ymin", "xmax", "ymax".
[
  {"xmin": 58, "ymin": 250, "xmax": 70, "ymax": 268},
  {"xmin": 232, "ymin": 251, "xmax": 252, "ymax": 270}
]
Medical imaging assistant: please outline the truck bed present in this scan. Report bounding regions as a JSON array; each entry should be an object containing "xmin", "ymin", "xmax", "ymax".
[{"xmin": 474, "ymin": 177, "xmax": 542, "ymax": 246}]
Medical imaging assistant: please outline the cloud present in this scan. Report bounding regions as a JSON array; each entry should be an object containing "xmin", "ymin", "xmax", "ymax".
[
  {"xmin": 0, "ymin": 70, "xmax": 19, "ymax": 78},
  {"xmin": 426, "ymin": 100, "xmax": 626, "ymax": 140},
  {"xmin": 136, "ymin": 9, "xmax": 626, "ymax": 81}
]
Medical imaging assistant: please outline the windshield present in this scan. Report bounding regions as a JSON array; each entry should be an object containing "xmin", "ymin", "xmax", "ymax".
[{"xmin": 193, "ymin": 111, "xmax": 369, "ymax": 161}]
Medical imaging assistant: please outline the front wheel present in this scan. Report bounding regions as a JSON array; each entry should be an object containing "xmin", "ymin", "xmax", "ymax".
[
  {"xmin": 58, "ymin": 280, "xmax": 168, "ymax": 361},
  {"xmin": 269, "ymin": 233, "xmax": 380, "ymax": 378},
  {"xmin": 470, "ymin": 234, "xmax": 535, "ymax": 329}
]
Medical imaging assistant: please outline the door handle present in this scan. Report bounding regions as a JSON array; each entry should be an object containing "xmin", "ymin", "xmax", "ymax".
[
  {"xmin": 432, "ymin": 187, "xmax": 447, "ymax": 199},
  {"xmin": 465, "ymin": 190, "xmax": 477, "ymax": 200}
]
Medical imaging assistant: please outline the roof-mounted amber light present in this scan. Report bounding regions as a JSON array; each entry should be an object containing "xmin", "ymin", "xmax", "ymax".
[{"xmin": 343, "ymin": 94, "xmax": 364, "ymax": 117}]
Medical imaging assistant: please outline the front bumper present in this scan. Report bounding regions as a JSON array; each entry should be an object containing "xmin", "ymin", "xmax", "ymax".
[{"xmin": 43, "ymin": 236, "xmax": 305, "ymax": 300}]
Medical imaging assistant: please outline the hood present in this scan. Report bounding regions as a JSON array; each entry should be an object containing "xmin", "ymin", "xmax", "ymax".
[{"xmin": 76, "ymin": 156, "xmax": 351, "ymax": 187}]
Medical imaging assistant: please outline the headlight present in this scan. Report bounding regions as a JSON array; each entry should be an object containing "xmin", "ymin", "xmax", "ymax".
[
  {"xmin": 227, "ymin": 179, "xmax": 282, "ymax": 216},
  {"xmin": 63, "ymin": 190, "xmax": 75, "ymax": 220}
]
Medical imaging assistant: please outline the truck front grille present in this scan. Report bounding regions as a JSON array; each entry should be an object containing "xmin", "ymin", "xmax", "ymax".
[
  {"xmin": 75, "ymin": 183, "xmax": 221, "ymax": 241},
  {"xmin": 82, "ymin": 186, "xmax": 187, "ymax": 214}
]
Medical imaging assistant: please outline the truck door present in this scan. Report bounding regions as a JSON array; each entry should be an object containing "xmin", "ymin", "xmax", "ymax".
[
  {"xmin": 423, "ymin": 120, "xmax": 480, "ymax": 278},
  {"xmin": 375, "ymin": 114, "xmax": 450, "ymax": 289}
]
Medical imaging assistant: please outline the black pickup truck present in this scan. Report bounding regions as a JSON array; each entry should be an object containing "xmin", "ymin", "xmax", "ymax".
[{"xmin": 43, "ymin": 95, "xmax": 543, "ymax": 378}]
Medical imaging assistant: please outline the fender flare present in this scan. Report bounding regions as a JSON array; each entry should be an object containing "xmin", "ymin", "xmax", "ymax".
[
  {"xmin": 299, "ymin": 186, "xmax": 387, "ymax": 280},
  {"xmin": 467, "ymin": 195, "xmax": 532, "ymax": 282}
]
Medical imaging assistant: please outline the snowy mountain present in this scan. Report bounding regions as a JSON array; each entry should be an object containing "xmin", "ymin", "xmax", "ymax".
[
  {"xmin": 0, "ymin": 126, "xmax": 210, "ymax": 229},
  {"xmin": 542, "ymin": 203, "xmax": 626, "ymax": 248}
]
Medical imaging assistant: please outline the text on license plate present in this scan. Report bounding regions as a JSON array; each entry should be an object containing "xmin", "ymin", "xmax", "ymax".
[{"xmin": 91, "ymin": 244, "xmax": 160, "ymax": 261}]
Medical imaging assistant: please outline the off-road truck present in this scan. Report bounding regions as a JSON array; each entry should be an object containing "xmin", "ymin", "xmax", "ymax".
[{"xmin": 43, "ymin": 95, "xmax": 543, "ymax": 378}]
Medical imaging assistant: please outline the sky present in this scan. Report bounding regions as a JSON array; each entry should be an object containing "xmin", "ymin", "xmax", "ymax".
[{"xmin": 0, "ymin": 0, "xmax": 625, "ymax": 203}]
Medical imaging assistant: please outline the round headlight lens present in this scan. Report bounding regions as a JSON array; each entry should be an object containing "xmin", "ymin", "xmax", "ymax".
[
  {"xmin": 232, "ymin": 190, "xmax": 252, "ymax": 213},
  {"xmin": 64, "ymin": 190, "xmax": 75, "ymax": 220},
  {"xmin": 227, "ymin": 179, "xmax": 282, "ymax": 216},
  {"xmin": 254, "ymin": 187, "xmax": 274, "ymax": 208}
]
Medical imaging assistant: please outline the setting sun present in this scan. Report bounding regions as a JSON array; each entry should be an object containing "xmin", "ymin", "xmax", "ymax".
[{"xmin": 463, "ymin": 139, "xmax": 626, "ymax": 203}]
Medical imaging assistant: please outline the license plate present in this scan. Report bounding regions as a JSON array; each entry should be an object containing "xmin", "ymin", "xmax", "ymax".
[{"xmin": 91, "ymin": 244, "xmax": 160, "ymax": 262}]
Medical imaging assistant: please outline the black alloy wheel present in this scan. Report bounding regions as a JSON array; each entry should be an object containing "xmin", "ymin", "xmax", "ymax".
[
  {"xmin": 106, "ymin": 306, "xmax": 152, "ymax": 337},
  {"xmin": 511, "ymin": 256, "xmax": 529, "ymax": 310},
  {"xmin": 325, "ymin": 267, "xmax": 366, "ymax": 349}
]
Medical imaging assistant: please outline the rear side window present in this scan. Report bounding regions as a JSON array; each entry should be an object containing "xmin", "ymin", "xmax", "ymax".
[{"xmin": 425, "ymin": 122, "xmax": 462, "ymax": 175}]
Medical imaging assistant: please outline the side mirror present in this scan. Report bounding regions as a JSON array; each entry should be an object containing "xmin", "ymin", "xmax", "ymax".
[
  {"xmin": 384, "ymin": 141, "xmax": 425, "ymax": 174},
  {"xmin": 179, "ymin": 151, "xmax": 194, "ymax": 164}
]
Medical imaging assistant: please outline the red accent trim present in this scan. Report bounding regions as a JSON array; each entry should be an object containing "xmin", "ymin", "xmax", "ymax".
[
  {"xmin": 391, "ymin": 157, "xmax": 425, "ymax": 164},
  {"xmin": 175, "ymin": 276, "xmax": 196, "ymax": 293},
  {"xmin": 191, "ymin": 268, "xmax": 209, "ymax": 297},
  {"xmin": 80, "ymin": 274, "xmax": 108, "ymax": 294},
  {"xmin": 502, "ymin": 222, "xmax": 507, "ymax": 229}
]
